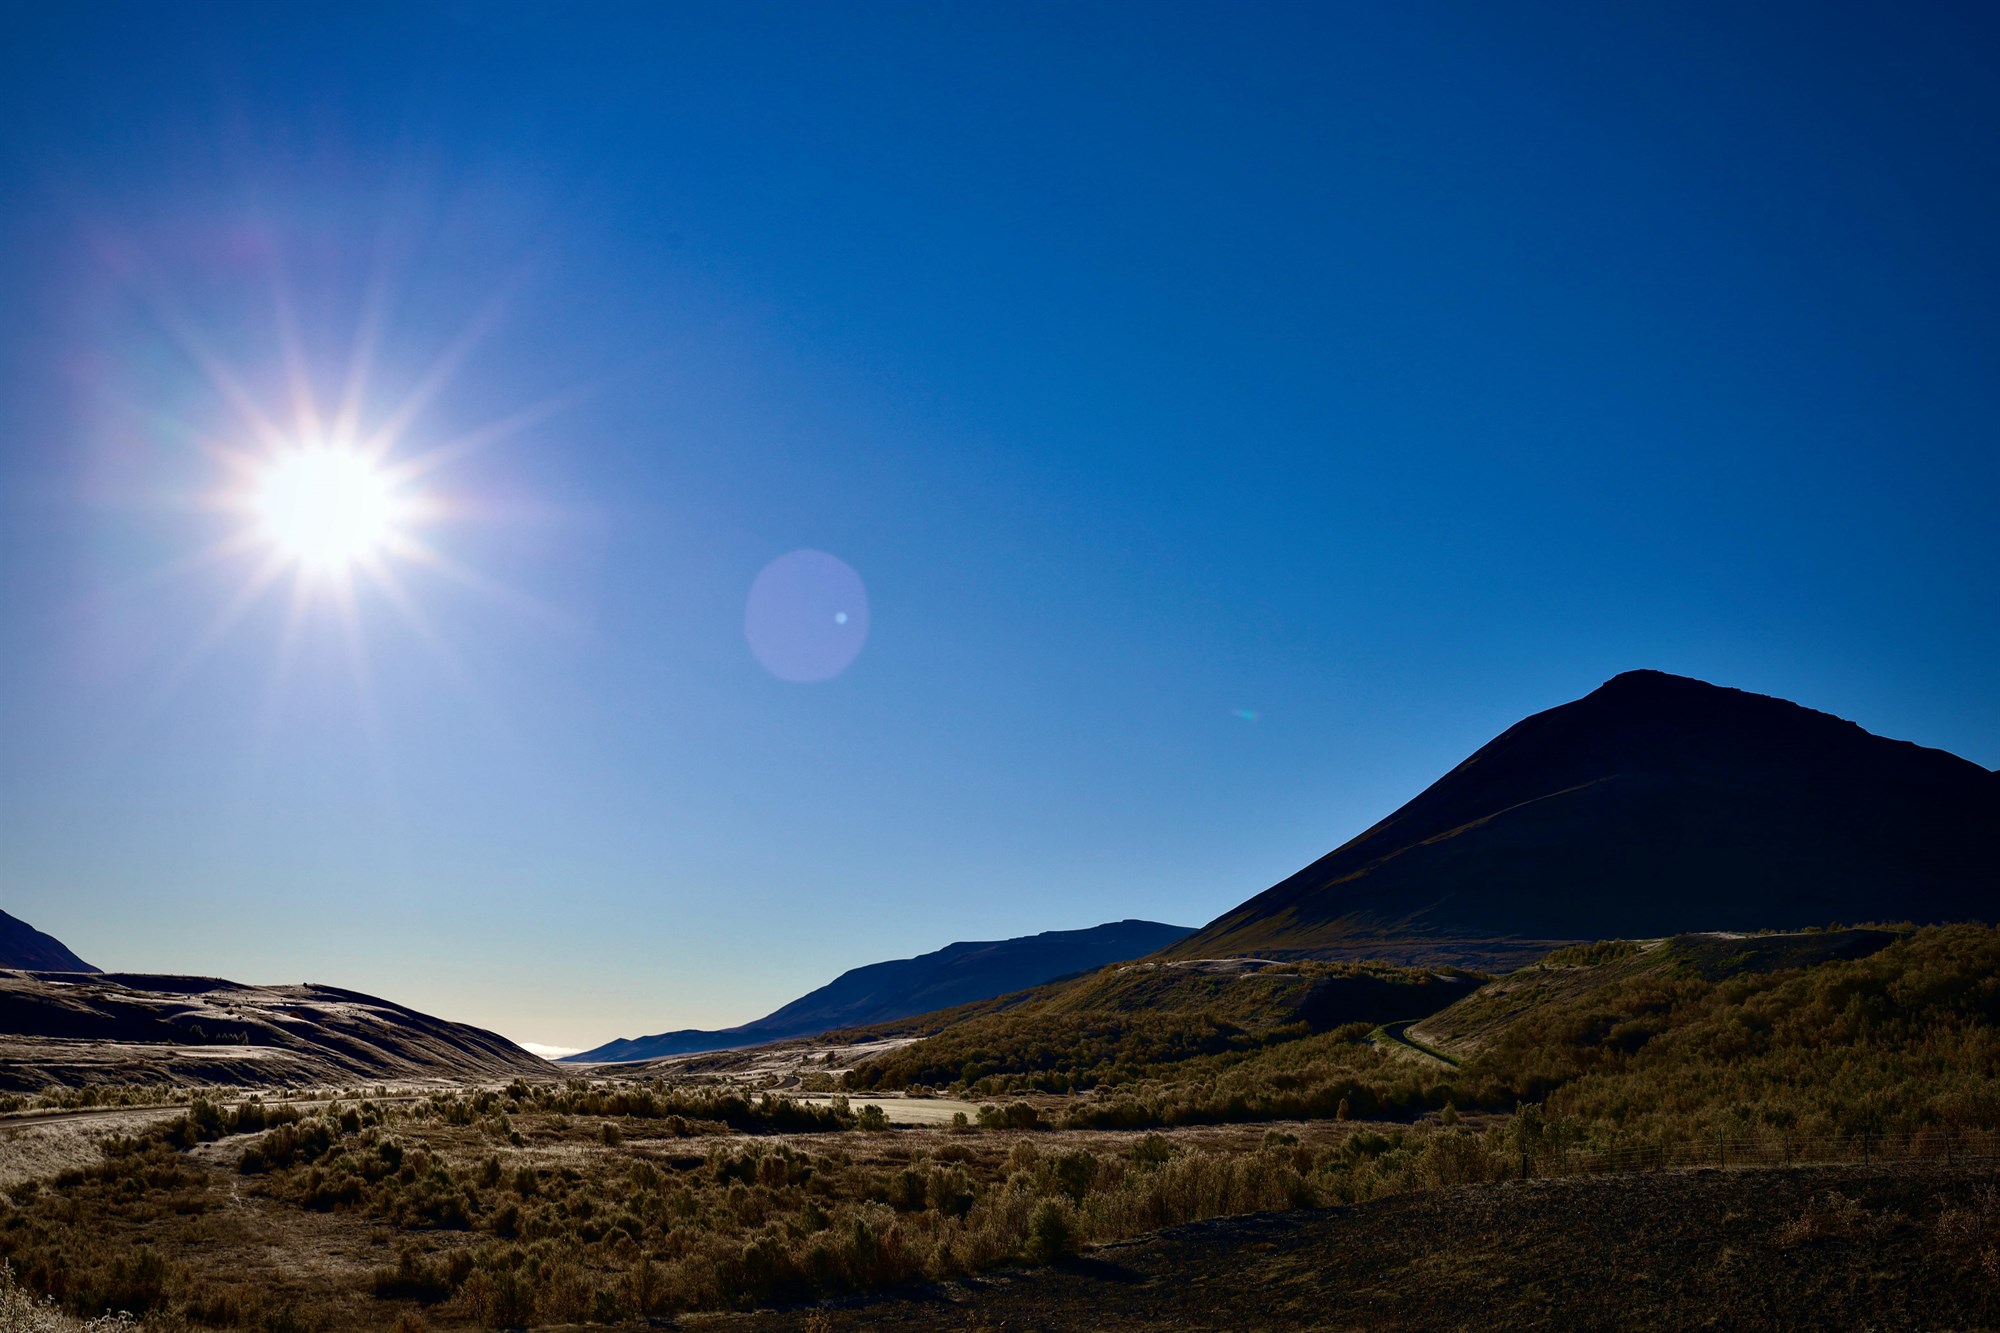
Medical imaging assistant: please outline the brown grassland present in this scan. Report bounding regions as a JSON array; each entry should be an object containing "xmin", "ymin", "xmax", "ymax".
[{"xmin": 0, "ymin": 923, "xmax": 1995, "ymax": 1329}]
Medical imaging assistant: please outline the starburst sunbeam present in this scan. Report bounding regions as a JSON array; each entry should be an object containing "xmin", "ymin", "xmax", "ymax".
[{"xmin": 106, "ymin": 258, "xmax": 585, "ymax": 726}]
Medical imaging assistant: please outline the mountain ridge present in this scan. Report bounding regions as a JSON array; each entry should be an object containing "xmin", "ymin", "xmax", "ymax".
[
  {"xmin": 1167, "ymin": 670, "xmax": 1998, "ymax": 967},
  {"xmin": 0, "ymin": 910, "xmax": 99, "ymax": 973},
  {"xmin": 568, "ymin": 918, "xmax": 1195, "ymax": 1063},
  {"xmin": 0, "ymin": 969, "xmax": 554, "ymax": 1090}
]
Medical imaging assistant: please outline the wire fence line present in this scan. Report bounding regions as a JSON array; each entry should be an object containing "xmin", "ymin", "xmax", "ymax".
[{"xmin": 1516, "ymin": 1125, "xmax": 2000, "ymax": 1181}]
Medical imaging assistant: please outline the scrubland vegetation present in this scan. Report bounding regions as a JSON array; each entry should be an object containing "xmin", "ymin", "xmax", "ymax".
[
  {"xmin": 854, "ymin": 924, "xmax": 2000, "ymax": 1149},
  {"xmin": 2, "ymin": 924, "xmax": 1996, "ymax": 1328},
  {"xmin": 0, "ymin": 1086, "xmax": 208, "ymax": 1116},
  {"xmin": 844, "ymin": 957, "xmax": 1480, "ymax": 1098}
]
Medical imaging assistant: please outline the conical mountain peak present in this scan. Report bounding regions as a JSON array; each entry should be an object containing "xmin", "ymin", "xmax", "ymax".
[{"xmin": 1167, "ymin": 673, "xmax": 1997, "ymax": 968}]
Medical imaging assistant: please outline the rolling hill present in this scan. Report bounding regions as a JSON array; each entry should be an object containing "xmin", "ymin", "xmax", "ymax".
[
  {"xmin": 0, "ymin": 910, "xmax": 98, "ymax": 973},
  {"xmin": 0, "ymin": 970, "xmax": 555, "ymax": 1090},
  {"xmin": 1168, "ymin": 671, "xmax": 1998, "ymax": 968},
  {"xmin": 567, "ymin": 918, "xmax": 1196, "ymax": 1063},
  {"xmin": 843, "ymin": 954, "xmax": 1485, "ymax": 1095}
]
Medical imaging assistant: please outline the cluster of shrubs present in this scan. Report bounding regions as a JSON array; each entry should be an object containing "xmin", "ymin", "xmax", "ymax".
[
  {"xmin": 415, "ymin": 1080, "xmax": 854, "ymax": 1136},
  {"xmin": 5, "ymin": 1070, "xmax": 1529, "ymax": 1329},
  {"xmin": 853, "ymin": 925, "xmax": 2000, "ymax": 1151},
  {"xmin": 339, "ymin": 1129, "xmax": 1471, "ymax": 1324},
  {"xmin": 0, "ymin": 1086, "xmax": 196, "ymax": 1116}
]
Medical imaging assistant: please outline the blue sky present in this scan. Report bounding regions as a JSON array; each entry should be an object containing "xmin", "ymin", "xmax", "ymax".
[{"xmin": 1, "ymin": 2, "xmax": 1994, "ymax": 1050}]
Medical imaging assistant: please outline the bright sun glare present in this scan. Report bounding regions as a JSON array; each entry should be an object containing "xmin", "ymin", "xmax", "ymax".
[{"xmin": 253, "ymin": 446, "xmax": 403, "ymax": 573}]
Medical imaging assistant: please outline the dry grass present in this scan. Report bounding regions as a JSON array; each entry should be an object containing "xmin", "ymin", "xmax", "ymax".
[{"xmin": 0, "ymin": 1082, "xmax": 1390, "ymax": 1329}]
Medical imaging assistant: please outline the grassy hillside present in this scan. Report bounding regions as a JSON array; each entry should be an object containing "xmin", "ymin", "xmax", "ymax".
[
  {"xmin": 853, "ymin": 924, "xmax": 2000, "ymax": 1150},
  {"xmin": 1450, "ymin": 923, "xmax": 2000, "ymax": 1145},
  {"xmin": 1411, "ymin": 928, "xmax": 1901, "ymax": 1056},
  {"xmin": 844, "ymin": 958, "xmax": 1484, "ymax": 1097}
]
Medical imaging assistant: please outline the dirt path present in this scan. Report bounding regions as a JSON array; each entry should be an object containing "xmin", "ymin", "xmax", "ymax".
[
  {"xmin": 795, "ymin": 1095, "xmax": 985, "ymax": 1126},
  {"xmin": 1375, "ymin": 1020, "xmax": 1458, "ymax": 1068}
]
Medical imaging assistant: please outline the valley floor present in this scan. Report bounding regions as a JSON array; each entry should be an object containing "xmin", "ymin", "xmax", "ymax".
[{"xmin": 709, "ymin": 1163, "xmax": 2000, "ymax": 1332}]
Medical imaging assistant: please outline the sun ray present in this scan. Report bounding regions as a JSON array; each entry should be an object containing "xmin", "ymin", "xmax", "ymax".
[
  {"xmin": 362, "ymin": 554, "xmax": 473, "ymax": 687},
  {"xmin": 249, "ymin": 572, "xmax": 318, "ymax": 760},
  {"xmin": 329, "ymin": 568, "xmax": 392, "ymax": 779},
  {"xmin": 359, "ymin": 278, "xmax": 520, "ymax": 462},
  {"xmin": 135, "ymin": 253, "xmax": 586, "ymax": 748},
  {"xmin": 127, "ymin": 270, "xmax": 292, "ymax": 455},
  {"xmin": 129, "ymin": 529, "xmax": 269, "ymax": 594},
  {"xmin": 383, "ymin": 382, "xmax": 594, "ymax": 486},
  {"xmin": 271, "ymin": 272, "xmax": 323, "ymax": 445},
  {"xmin": 383, "ymin": 532, "xmax": 571, "ymax": 629},
  {"xmin": 334, "ymin": 261, "xmax": 393, "ymax": 447},
  {"xmin": 150, "ymin": 549, "xmax": 294, "ymax": 709}
]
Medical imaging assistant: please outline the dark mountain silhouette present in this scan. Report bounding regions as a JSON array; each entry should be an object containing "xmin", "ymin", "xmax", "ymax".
[
  {"xmin": 568, "ymin": 919, "xmax": 1196, "ymax": 1063},
  {"xmin": 1168, "ymin": 671, "xmax": 1998, "ymax": 968},
  {"xmin": 0, "ymin": 910, "xmax": 98, "ymax": 973},
  {"xmin": 0, "ymin": 970, "xmax": 554, "ymax": 1090}
]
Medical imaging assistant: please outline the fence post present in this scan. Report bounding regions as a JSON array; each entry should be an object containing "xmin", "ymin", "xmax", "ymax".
[{"xmin": 1521, "ymin": 1149, "xmax": 1530, "ymax": 1182}]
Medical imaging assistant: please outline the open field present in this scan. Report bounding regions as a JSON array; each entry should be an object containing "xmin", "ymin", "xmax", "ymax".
[{"xmin": 0, "ymin": 1082, "xmax": 1368, "ymax": 1329}]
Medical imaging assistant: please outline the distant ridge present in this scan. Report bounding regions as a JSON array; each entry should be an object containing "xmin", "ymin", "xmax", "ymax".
[
  {"xmin": 568, "ymin": 919, "xmax": 1196, "ymax": 1063},
  {"xmin": 1168, "ymin": 671, "xmax": 1999, "ymax": 968},
  {"xmin": 0, "ymin": 970, "xmax": 554, "ymax": 1090},
  {"xmin": 0, "ymin": 910, "xmax": 98, "ymax": 973}
]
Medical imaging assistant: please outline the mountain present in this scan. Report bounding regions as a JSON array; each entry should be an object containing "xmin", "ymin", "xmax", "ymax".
[
  {"xmin": 1168, "ymin": 670, "xmax": 1999, "ymax": 968},
  {"xmin": 0, "ymin": 910, "xmax": 98, "ymax": 973},
  {"xmin": 567, "ymin": 918, "xmax": 1197, "ymax": 1063},
  {"xmin": 0, "ymin": 970, "xmax": 554, "ymax": 1090}
]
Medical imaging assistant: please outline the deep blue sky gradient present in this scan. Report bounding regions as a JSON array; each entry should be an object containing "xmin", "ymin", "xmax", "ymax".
[{"xmin": 1, "ymin": 2, "xmax": 1994, "ymax": 1048}]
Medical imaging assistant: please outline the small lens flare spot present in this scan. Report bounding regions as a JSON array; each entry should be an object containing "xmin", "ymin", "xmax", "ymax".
[
  {"xmin": 1233, "ymin": 708, "xmax": 1260, "ymax": 723},
  {"xmin": 745, "ymin": 550, "xmax": 870, "ymax": 683}
]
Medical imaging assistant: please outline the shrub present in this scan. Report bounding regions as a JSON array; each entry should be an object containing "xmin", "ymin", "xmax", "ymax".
[{"xmin": 1024, "ymin": 1199, "xmax": 1078, "ymax": 1262}]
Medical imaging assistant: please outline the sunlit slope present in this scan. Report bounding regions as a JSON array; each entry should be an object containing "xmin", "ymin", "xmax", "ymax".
[
  {"xmin": 0, "ymin": 971, "xmax": 554, "ymax": 1090},
  {"xmin": 844, "ymin": 956, "xmax": 1483, "ymax": 1093},
  {"xmin": 1407, "ymin": 927, "xmax": 1902, "ymax": 1059},
  {"xmin": 849, "ymin": 923, "xmax": 2000, "ymax": 1141},
  {"xmin": 1169, "ymin": 671, "xmax": 1999, "ymax": 967}
]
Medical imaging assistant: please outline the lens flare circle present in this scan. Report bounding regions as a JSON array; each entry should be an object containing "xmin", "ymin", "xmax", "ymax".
[
  {"xmin": 745, "ymin": 549, "xmax": 870, "ymax": 683},
  {"xmin": 253, "ymin": 446, "xmax": 402, "ymax": 572}
]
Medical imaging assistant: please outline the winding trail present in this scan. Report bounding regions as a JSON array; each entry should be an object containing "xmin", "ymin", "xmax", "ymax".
[{"xmin": 1376, "ymin": 1020, "xmax": 1459, "ymax": 1068}]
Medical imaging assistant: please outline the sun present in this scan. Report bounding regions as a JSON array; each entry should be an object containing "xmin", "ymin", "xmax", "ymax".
[{"xmin": 252, "ymin": 446, "xmax": 407, "ymax": 573}]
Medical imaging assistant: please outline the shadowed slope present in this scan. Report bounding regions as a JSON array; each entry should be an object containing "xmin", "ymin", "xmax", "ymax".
[
  {"xmin": 0, "ymin": 910, "xmax": 97, "ymax": 973},
  {"xmin": 0, "ymin": 971, "xmax": 554, "ymax": 1090},
  {"xmin": 569, "ymin": 919, "xmax": 1196, "ymax": 1063},
  {"xmin": 1169, "ymin": 671, "xmax": 1998, "ymax": 968}
]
